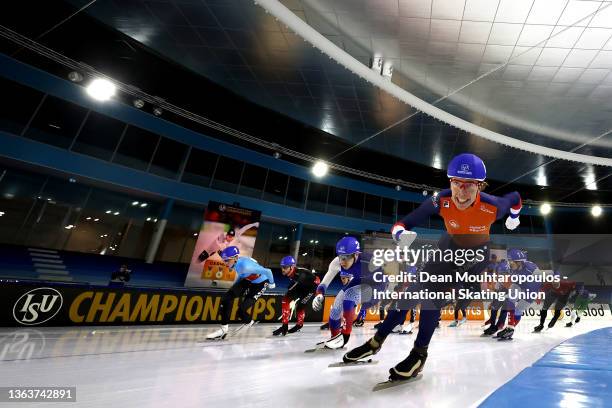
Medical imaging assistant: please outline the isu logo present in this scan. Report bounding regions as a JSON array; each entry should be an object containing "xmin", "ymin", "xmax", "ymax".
[
  {"xmin": 13, "ymin": 288, "xmax": 63, "ymax": 326},
  {"xmin": 449, "ymin": 220, "xmax": 460, "ymax": 229}
]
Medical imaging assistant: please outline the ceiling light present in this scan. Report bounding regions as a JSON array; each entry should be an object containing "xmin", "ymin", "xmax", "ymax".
[
  {"xmin": 140, "ymin": 203, "xmax": 147, "ymax": 208},
  {"xmin": 113, "ymin": 211, "xmax": 120, "ymax": 216},
  {"xmin": 105, "ymin": 210, "xmax": 112, "ymax": 214},
  {"xmin": 133, "ymin": 99, "xmax": 145, "ymax": 109},
  {"xmin": 422, "ymin": 190, "xmax": 428, "ymax": 196},
  {"xmin": 591, "ymin": 205, "xmax": 602, "ymax": 217},
  {"xmin": 94, "ymin": 218, "xmax": 99, "ymax": 222},
  {"xmin": 86, "ymin": 78, "xmax": 116, "ymax": 101},
  {"xmin": 64, "ymin": 225, "xmax": 75, "ymax": 229},
  {"xmin": 0, "ymin": 211, "xmax": 5, "ymax": 217},
  {"xmin": 153, "ymin": 107, "xmax": 163, "ymax": 116},
  {"xmin": 69, "ymin": 178, "xmax": 76, "ymax": 183},
  {"xmin": 146, "ymin": 217, "xmax": 152, "ymax": 221},
  {"xmin": 132, "ymin": 201, "xmax": 139, "ymax": 206},
  {"xmin": 540, "ymin": 203, "xmax": 552, "ymax": 215},
  {"xmin": 312, "ymin": 160, "xmax": 329, "ymax": 178},
  {"xmin": 68, "ymin": 71, "xmax": 84, "ymax": 83},
  {"xmin": 302, "ymin": 252, "xmax": 307, "ymax": 256},
  {"xmin": 86, "ymin": 217, "xmax": 91, "ymax": 220}
]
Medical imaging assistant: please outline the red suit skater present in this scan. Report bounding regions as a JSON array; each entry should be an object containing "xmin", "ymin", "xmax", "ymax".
[
  {"xmin": 272, "ymin": 256, "xmax": 320, "ymax": 336},
  {"xmin": 534, "ymin": 278, "xmax": 576, "ymax": 332}
]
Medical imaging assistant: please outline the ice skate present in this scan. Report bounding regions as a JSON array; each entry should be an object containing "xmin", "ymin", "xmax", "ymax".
[
  {"xmin": 205, "ymin": 325, "xmax": 228, "ymax": 341},
  {"xmin": 482, "ymin": 325, "xmax": 498, "ymax": 336},
  {"xmin": 388, "ymin": 346, "xmax": 427, "ymax": 381},
  {"xmin": 497, "ymin": 327, "xmax": 514, "ymax": 341},
  {"xmin": 287, "ymin": 324, "xmax": 303, "ymax": 334},
  {"xmin": 343, "ymin": 335, "xmax": 384, "ymax": 363},
  {"xmin": 272, "ymin": 324, "xmax": 288, "ymax": 336}
]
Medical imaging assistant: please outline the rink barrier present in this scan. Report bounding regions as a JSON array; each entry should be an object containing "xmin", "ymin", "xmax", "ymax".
[
  {"xmin": 479, "ymin": 327, "xmax": 612, "ymax": 407},
  {"xmin": 1, "ymin": 281, "xmax": 323, "ymax": 326}
]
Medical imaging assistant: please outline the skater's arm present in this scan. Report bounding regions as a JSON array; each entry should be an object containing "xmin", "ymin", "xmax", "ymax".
[
  {"xmin": 394, "ymin": 194, "xmax": 442, "ymax": 234},
  {"xmin": 317, "ymin": 257, "xmax": 341, "ymax": 295},
  {"xmin": 235, "ymin": 222, "xmax": 259, "ymax": 238}
]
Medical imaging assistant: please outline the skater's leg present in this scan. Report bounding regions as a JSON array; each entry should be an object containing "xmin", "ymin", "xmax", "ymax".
[
  {"xmin": 329, "ymin": 289, "xmax": 346, "ymax": 337},
  {"xmin": 378, "ymin": 309, "xmax": 411, "ymax": 337},
  {"xmin": 240, "ymin": 281, "xmax": 268, "ymax": 323},
  {"xmin": 414, "ymin": 307, "xmax": 441, "ymax": 348},
  {"xmin": 220, "ymin": 280, "xmax": 248, "ymax": 324}
]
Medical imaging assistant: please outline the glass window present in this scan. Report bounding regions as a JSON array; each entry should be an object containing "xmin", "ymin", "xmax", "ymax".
[
  {"xmin": 346, "ymin": 190, "xmax": 364, "ymax": 218},
  {"xmin": 211, "ymin": 156, "xmax": 242, "ymax": 193},
  {"xmin": 113, "ymin": 126, "xmax": 160, "ymax": 171},
  {"xmin": 157, "ymin": 204, "xmax": 204, "ymax": 264},
  {"xmin": 149, "ymin": 138, "xmax": 188, "ymax": 179},
  {"xmin": 381, "ymin": 198, "xmax": 395, "ymax": 223},
  {"xmin": 0, "ymin": 78, "xmax": 44, "ymax": 135},
  {"xmin": 286, "ymin": 177, "xmax": 307, "ymax": 208},
  {"xmin": 0, "ymin": 169, "xmax": 46, "ymax": 245},
  {"xmin": 238, "ymin": 164, "xmax": 267, "ymax": 198},
  {"xmin": 364, "ymin": 194, "xmax": 381, "ymax": 221},
  {"xmin": 306, "ymin": 182, "xmax": 327, "ymax": 212},
  {"xmin": 182, "ymin": 148, "xmax": 218, "ymax": 187},
  {"xmin": 327, "ymin": 186, "xmax": 347, "ymax": 216},
  {"xmin": 72, "ymin": 111, "xmax": 125, "ymax": 161},
  {"xmin": 251, "ymin": 221, "xmax": 292, "ymax": 268},
  {"xmin": 263, "ymin": 170, "xmax": 288, "ymax": 204},
  {"xmin": 397, "ymin": 201, "xmax": 415, "ymax": 218},
  {"xmin": 23, "ymin": 96, "xmax": 88, "ymax": 148}
]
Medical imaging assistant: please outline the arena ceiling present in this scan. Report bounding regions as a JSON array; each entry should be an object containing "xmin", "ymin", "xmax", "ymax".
[{"xmin": 3, "ymin": 0, "xmax": 612, "ymax": 203}]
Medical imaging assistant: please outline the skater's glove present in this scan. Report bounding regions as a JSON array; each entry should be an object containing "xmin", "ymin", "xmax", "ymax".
[
  {"xmin": 268, "ymin": 283, "xmax": 276, "ymax": 289},
  {"xmin": 312, "ymin": 294, "xmax": 324, "ymax": 311},
  {"xmin": 505, "ymin": 216, "xmax": 520, "ymax": 230},
  {"xmin": 392, "ymin": 224, "xmax": 417, "ymax": 248}
]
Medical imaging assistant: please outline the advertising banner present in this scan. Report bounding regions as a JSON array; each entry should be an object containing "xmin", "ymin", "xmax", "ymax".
[
  {"xmin": 185, "ymin": 202, "xmax": 261, "ymax": 288},
  {"xmin": 2, "ymin": 282, "xmax": 323, "ymax": 327}
]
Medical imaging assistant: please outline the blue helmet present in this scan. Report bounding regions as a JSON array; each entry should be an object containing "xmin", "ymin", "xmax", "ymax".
[
  {"xmin": 280, "ymin": 255, "xmax": 296, "ymax": 268},
  {"xmin": 447, "ymin": 153, "xmax": 486, "ymax": 181},
  {"xmin": 220, "ymin": 246, "xmax": 239, "ymax": 260},
  {"xmin": 336, "ymin": 236, "xmax": 360, "ymax": 256},
  {"xmin": 507, "ymin": 249, "xmax": 527, "ymax": 262},
  {"xmin": 496, "ymin": 259, "xmax": 510, "ymax": 273}
]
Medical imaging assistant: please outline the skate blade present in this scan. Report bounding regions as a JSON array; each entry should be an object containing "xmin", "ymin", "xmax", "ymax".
[
  {"xmin": 199, "ymin": 334, "xmax": 227, "ymax": 342},
  {"xmin": 305, "ymin": 345, "xmax": 343, "ymax": 353},
  {"xmin": 372, "ymin": 374, "xmax": 422, "ymax": 391},
  {"xmin": 328, "ymin": 359, "xmax": 377, "ymax": 368},
  {"xmin": 497, "ymin": 337, "xmax": 513, "ymax": 341}
]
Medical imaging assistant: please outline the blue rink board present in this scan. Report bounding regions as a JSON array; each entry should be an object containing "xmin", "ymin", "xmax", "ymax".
[{"xmin": 479, "ymin": 327, "xmax": 612, "ymax": 408}]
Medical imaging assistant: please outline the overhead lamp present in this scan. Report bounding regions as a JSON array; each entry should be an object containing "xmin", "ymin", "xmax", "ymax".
[
  {"xmin": 140, "ymin": 203, "xmax": 147, "ymax": 208},
  {"xmin": 312, "ymin": 160, "xmax": 329, "ymax": 178},
  {"xmin": 86, "ymin": 78, "xmax": 116, "ymax": 101},
  {"xmin": 540, "ymin": 203, "xmax": 552, "ymax": 215},
  {"xmin": 133, "ymin": 99, "xmax": 145, "ymax": 109},
  {"xmin": 68, "ymin": 71, "xmax": 84, "ymax": 83},
  {"xmin": 591, "ymin": 205, "xmax": 602, "ymax": 217},
  {"xmin": 153, "ymin": 107, "xmax": 163, "ymax": 116},
  {"xmin": 132, "ymin": 201, "xmax": 139, "ymax": 206}
]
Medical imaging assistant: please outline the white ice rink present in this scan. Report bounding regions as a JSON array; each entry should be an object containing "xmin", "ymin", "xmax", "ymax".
[{"xmin": 1, "ymin": 320, "xmax": 610, "ymax": 408}]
